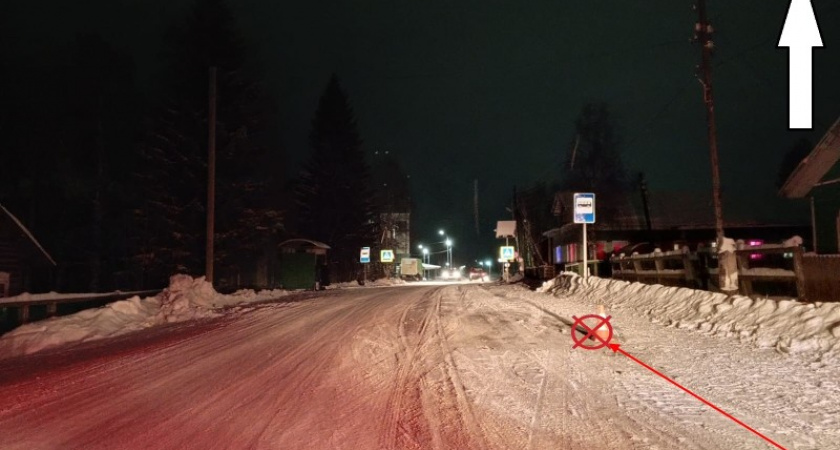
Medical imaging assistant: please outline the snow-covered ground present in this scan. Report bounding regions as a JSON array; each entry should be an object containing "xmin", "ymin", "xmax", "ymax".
[{"xmin": 0, "ymin": 274, "xmax": 837, "ymax": 449}]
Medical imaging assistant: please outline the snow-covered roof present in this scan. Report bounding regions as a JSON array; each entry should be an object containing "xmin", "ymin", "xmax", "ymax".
[
  {"xmin": 0, "ymin": 203, "xmax": 56, "ymax": 266},
  {"xmin": 779, "ymin": 117, "xmax": 840, "ymax": 198},
  {"xmin": 278, "ymin": 239, "xmax": 331, "ymax": 250}
]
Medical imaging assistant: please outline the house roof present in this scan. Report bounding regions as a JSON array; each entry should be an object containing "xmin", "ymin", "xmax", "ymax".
[
  {"xmin": 278, "ymin": 239, "xmax": 331, "ymax": 250},
  {"xmin": 779, "ymin": 117, "xmax": 840, "ymax": 198},
  {"xmin": 0, "ymin": 203, "xmax": 56, "ymax": 266}
]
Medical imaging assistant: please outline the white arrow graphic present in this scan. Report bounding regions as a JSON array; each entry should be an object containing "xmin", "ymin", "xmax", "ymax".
[{"xmin": 778, "ymin": 0, "xmax": 823, "ymax": 129}]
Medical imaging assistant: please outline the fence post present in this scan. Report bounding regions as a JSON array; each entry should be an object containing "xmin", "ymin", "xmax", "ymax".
[
  {"xmin": 792, "ymin": 246, "xmax": 806, "ymax": 301},
  {"xmin": 682, "ymin": 251, "xmax": 695, "ymax": 287},
  {"xmin": 17, "ymin": 305, "xmax": 29, "ymax": 324}
]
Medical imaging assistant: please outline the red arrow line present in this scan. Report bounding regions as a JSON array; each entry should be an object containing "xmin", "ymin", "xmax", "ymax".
[{"xmin": 608, "ymin": 343, "xmax": 788, "ymax": 450}]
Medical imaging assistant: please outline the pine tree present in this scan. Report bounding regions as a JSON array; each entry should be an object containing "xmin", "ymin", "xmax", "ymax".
[
  {"xmin": 295, "ymin": 74, "xmax": 375, "ymax": 282},
  {"xmin": 135, "ymin": 0, "xmax": 281, "ymax": 287},
  {"xmin": 561, "ymin": 103, "xmax": 629, "ymax": 225}
]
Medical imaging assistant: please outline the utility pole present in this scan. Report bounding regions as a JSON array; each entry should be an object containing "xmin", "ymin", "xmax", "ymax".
[
  {"xmin": 474, "ymin": 179, "xmax": 479, "ymax": 236},
  {"xmin": 694, "ymin": 0, "xmax": 726, "ymax": 289},
  {"xmin": 638, "ymin": 172, "xmax": 652, "ymax": 232},
  {"xmin": 206, "ymin": 66, "xmax": 217, "ymax": 284}
]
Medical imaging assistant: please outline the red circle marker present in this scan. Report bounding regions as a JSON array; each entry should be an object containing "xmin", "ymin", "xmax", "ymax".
[{"xmin": 571, "ymin": 314, "xmax": 613, "ymax": 350}]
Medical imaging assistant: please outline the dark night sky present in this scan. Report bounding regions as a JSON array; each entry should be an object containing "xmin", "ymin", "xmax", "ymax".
[{"xmin": 7, "ymin": 0, "xmax": 840, "ymax": 263}]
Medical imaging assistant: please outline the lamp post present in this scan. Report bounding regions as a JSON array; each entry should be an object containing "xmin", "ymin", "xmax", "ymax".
[
  {"xmin": 445, "ymin": 238, "xmax": 452, "ymax": 268},
  {"xmin": 422, "ymin": 247, "xmax": 429, "ymax": 279}
]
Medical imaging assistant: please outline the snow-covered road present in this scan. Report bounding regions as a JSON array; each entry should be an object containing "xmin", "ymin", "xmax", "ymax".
[{"xmin": 0, "ymin": 282, "xmax": 836, "ymax": 449}]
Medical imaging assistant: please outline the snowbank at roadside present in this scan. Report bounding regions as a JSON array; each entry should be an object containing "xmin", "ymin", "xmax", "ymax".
[
  {"xmin": 0, "ymin": 275, "xmax": 291, "ymax": 358},
  {"xmin": 540, "ymin": 274, "xmax": 840, "ymax": 358},
  {"xmin": 325, "ymin": 277, "xmax": 407, "ymax": 289}
]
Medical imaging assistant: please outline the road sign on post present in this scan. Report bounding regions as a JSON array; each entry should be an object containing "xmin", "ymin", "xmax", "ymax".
[
  {"xmin": 380, "ymin": 249, "xmax": 394, "ymax": 263},
  {"xmin": 573, "ymin": 193, "xmax": 596, "ymax": 224},
  {"xmin": 500, "ymin": 246, "xmax": 515, "ymax": 262},
  {"xmin": 573, "ymin": 193, "xmax": 595, "ymax": 281},
  {"xmin": 360, "ymin": 247, "xmax": 371, "ymax": 263}
]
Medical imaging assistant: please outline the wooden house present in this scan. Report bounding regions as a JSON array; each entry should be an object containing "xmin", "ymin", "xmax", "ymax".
[{"xmin": 780, "ymin": 118, "xmax": 840, "ymax": 254}]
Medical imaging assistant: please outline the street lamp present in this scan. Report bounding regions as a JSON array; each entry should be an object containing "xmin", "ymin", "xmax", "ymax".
[
  {"xmin": 422, "ymin": 247, "xmax": 429, "ymax": 279},
  {"xmin": 445, "ymin": 238, "xmax": 453, "ymax": 267}
]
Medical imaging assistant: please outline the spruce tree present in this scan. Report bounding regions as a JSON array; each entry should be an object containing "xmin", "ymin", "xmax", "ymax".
[
  {"xmin": 561, "ymin": 102, "xmax": 629, "ymax": 225},
  {"xmin": 295, "ymin": 75, "xmax": 375, "ymax": 282},
  {"xmin": 136, "ymin": 0, "xmax": 281, "ymax": 287}
]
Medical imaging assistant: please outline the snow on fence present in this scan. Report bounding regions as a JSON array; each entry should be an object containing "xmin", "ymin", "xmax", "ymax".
[
  {"xmin": 609, "ymin": 248, "xmax": 699, "ymax": 288},
  {"xmin": 609, "ymin": 243, "xmax": 839, "ymax": 302}
]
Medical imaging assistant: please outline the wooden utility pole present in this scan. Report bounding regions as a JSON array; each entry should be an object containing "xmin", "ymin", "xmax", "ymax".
[
  {"xmin": 474, "ymin": 179, "xmax": 479, "ymax": 236},
  {"xmin": 638, "ymin": 172, "xmax": 652, "ymax": 232},
  {"xmin": 695, "ymin": 0, "xmax": 726, "ymax": 287},
  {"xmin": 206, "ymin": 67, "xmax": 217, "ymax": 284}
]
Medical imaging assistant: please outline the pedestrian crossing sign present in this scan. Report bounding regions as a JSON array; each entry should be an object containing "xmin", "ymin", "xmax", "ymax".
[
  {"xmin": 380, "ymin": 249, "xmax": 395, "ymax": 263},
  {"xmin": 500, "ymin": 246, "xmax": 515, "ymax": 262}
]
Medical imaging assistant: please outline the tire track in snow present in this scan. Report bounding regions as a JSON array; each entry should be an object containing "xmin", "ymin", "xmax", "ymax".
[{"xmin": 379, "ymin": 286, "xmax": 445, "ymax": 450}]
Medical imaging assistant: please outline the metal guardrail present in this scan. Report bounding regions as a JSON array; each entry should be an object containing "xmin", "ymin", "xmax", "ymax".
[{"xmin": 1, "ymin": 290, "xmax": 161, "ymax": 324}]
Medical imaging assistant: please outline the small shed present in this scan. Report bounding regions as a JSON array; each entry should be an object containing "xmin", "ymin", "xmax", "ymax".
[
  {"xmin": 0, "ymin": 204, "xmax": 56, "ymax": 297},
  {"xmin": 277, "ymin": 239, "xmax": 331, "ymax": 290}
]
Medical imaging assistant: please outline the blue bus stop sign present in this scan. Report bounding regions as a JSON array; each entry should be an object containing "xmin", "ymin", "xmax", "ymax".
[{"xmin": 573, "ymin": 193, "xmax": 596, "ymax": 224}]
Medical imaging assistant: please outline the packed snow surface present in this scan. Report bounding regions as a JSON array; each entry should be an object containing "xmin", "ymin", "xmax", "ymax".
[{"xmin": 0, "ymin": 275, "xmax": 837, "ymax": 449}]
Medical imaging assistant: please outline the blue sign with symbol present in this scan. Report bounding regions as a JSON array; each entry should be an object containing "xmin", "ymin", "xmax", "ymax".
[
  {"xmin": 573, "ymin": 193, "xmax": 596, "ymax": 224},
  {"xmin": 500, "ymin": 246, "xmax": 515, "ymax": 261},
  {"xmin": 360, "ymin": 247, "xmax": 371, "ymax": 263},
  {"xmin": 380, "ymin": 249, "xmax": 394, "ymax": 263}
]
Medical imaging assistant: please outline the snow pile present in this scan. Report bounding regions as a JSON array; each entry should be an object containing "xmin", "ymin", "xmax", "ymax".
[
  {"xmin": 541, "ymin": 274, "xmax": 840, "ymax": 358},
  {"xmin": 155, "ymin": 275, "xmax": 226, "ymax": 322},
  {"xmin": 0, "ymin": 295, "xmax": 162, "ymax": 357},
  {"xmin": 0, "ymin": 274, "xmax": 291, "ymax": 358},
  {"xmin": 326, "ymin": 277, "xmax": 407, "ymax": 289}
]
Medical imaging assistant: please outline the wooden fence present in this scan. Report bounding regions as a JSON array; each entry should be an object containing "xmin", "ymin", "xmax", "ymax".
[
  {"xmin": 734, "ymin": 244, "xmax": 801, "ymax": 299},
  {"xmin": 610, "ymin": 248, "xmax": 699, "ymax": 288},
  {"xmin": 608, "ymin": 243, "xmax": 839, "ymax": 302}
]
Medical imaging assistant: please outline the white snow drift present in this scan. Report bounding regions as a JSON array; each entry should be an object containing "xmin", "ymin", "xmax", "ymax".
[{"xmin": 541, "ymin": 273, "xmax": 840, "ymax": 359}]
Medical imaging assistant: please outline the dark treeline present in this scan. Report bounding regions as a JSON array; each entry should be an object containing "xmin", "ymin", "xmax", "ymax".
[{"xmin": 0, "ymin": 0, "xmax": 404, "ymax": 292}]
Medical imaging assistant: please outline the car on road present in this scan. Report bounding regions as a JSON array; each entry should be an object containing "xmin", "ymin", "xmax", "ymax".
[
  {"xmin": 440, "ymin": 267, "xmax": 463, "ymax": 281},
  {"xmin": 468, "ymin": 267, "xmax": 488, "ymax": 282}
]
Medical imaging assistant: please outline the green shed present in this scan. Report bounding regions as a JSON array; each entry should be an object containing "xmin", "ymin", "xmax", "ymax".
[{"xmin": 277, "ymin": 239, "xmax": 331, "ymax": 290}]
